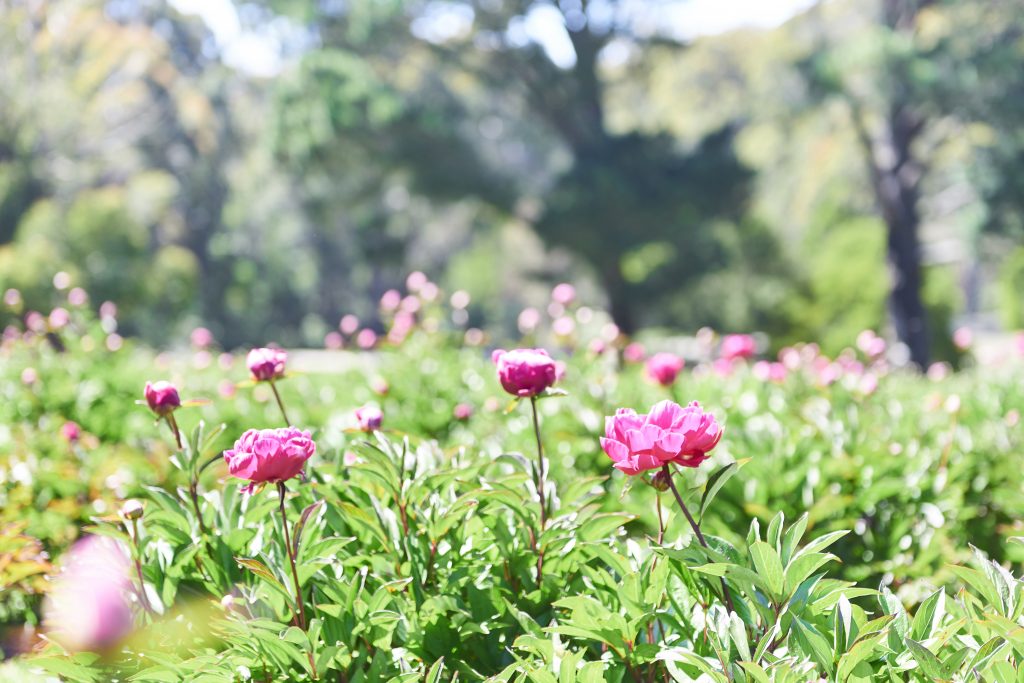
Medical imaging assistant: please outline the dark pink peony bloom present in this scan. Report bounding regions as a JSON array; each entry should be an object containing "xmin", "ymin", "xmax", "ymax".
[
  {"xmin": 645, "ymin": 352, "xmax": 685, "ymax": 386},
  {"xmin": 720, "ymin": 334, "xmax": 756, "ymax": 361},
  {"xmin": 61, "ymin": 421, "xmax": 81, "ymax": 443},
  {"xmin": 44, "ymin": 536, "xmax": 134, "ymax": 652},
  {"xmin": 354, "ymin": 405, "xmax": 383, "ymax": 432},
  {"xmin": 247, "ymin": 347, "xmax": 287, "ymax": 382},
  {"xmin": 600, "ymin": 400, "xmax": 722, "ymax": 476},
  {"xmin": 223, "ymin": 427, "xmax": 315, "ymax": 491},
  {"xmin": 492, "ymin": 348, "xmax": 558, "ymax": 398},
  {"xmin": 144, "ymin": 381, "xmax": 181, "ymax": 416}
]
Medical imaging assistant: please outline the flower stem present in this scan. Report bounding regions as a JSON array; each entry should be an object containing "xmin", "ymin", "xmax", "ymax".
[
  {"xmin": 269, "ymin": 379, "xmax": 291, "ymax": 426},
  {"xmin": 165, "ymin": 413, "xmax": 183, "ymax": 450},
  {"xmin": 662, "ymin": 464, "xmax": 736, "ymax": 615},
  {"xmin": 129, "ymin": 518, "xmax": 154, "ymax": 615},
  {"xmin": 529, "ymin": 396, "xmax": 547, "ymax": 584},
  {"xmin": 276, "ymin": 482, "xmax": 317, "ymax": 679}
]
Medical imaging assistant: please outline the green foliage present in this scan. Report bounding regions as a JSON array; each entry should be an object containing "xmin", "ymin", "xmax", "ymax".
[
  {"xmin": 997, "ymin": 247, "xmax": 1024, "ymax": 329},
  {"xmin": 2, "ymin": 301, "xmax": 1023, "ymax": 680}
]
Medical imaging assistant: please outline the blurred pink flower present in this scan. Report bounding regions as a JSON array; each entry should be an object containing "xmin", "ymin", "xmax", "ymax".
[
  {"xmin": 25, "ymin": 311, "xmax": 46, "ymax": 333},
  {"xmin": 3, "ymin": 288, "xmax": 21, "ymax": 307},
  {"xmin": 645, "ymin": 352, "xmax": 685, "ymax": 386},
  {"xmin": 588, "ymin": 338, "xmax": 607, "ymax": 355},
  {"xmin": 858, "ymin": 373, "xmax": 879, "ymax": 395},
  {"xmin": 247, "ymin": 347, "xmax": 287, "ymax": 382},
  {"xmin": 191, "ymin": 327, "xmax": 214, "ymax": 348},
  {"xmin": 753, "ymin": 360, "xmax": 786, "ymax": 383},
  {"xmin": 44, "ymin": 536, "xmax": 134, "ymax": 652},
  {"xmin": 354, "ymin": 405, "xmax": 383, "ymax": 432},
  {"xmin": 450, "ymin": 290, "xmax": 471, "ymax": 309},
  {"xmin": 464, "ymin": 328, "xmax": 485, "ymax": 346},
  {"xmin": 68, "ymin": 287, "xmax": 88, "ymax": 306},
  {"xmin": 371, "ymin": 377, "xmax": 390, "ymax": 395},
  {"xmin": 99, "ymin": 301, "xmax": 117, "ymax": 319},
  {"xmin": 551, "ymin": 283, "xmax": 576, "ymax": 305},
  {"xmin": 406, "ymin": 271, "xmax": 428, "ymax": 292},
  {"xmin": 552, "ymin": 316, "xmax": 575, "ymax": 337},
  {"xmin": 218, "ymin": 380, "xmax": 237, "ymax": 398},
  {"xmin": 420, "ymin": 282, "xmax": 440, "ymax": 302},
  {"xmin": 380, "ymin": 289, "xmax": 402, "ymax": 312},
  {"xmin": 356, "ymin": 329, "xmax": 377, "ymax": 349},
  {"xmin": 554, "ymin": 360, "xmax": 567, "ymax": 382},
  {"xmin": 193, "ymin": 350, "xmax": 212, "ymax": 369},
  {"xmin": 856, "ymin": 330, "xmax": 886, "ymax": 358},
  {"xmin": 623, "ymin": 342, "xmax": 646, "ymax": 363},
  {"xmin": 324, "ymin": 331, "xmax": 343, "ymax": 349},
  {"xmin": 517, "ymin": 307, "xmax": 541, "ymax": 334},
  {"xmin": 953, "ymin": 326, "xmax": 973, "ymax": 351},
  {"xmin": 711, "ymin": 358, "xmax": 734, "ymax": 377},
  {"xmin": 21, "ymin": 367, "xmax": 37, "ymax": 385},
  {"xmin": 720, "ymin": 334, "xmax": 756, "ymax": 361},
  {"xmin": 927, "ymin": 362, "xmax": 950, "ymax": 381},
  {"xmin": 61, "ymin": 421, "xmax": 81, "ymax": 443},
  {"xmin": 492, "ymin": 348, "xmax": 558, "ymax": 397},
  {"xmin": 223, "ymin": 427, "xmax": 315, "ymax": 491},
  {"xmin": 339, "ymin": 314, "xmax": 359, "ymax": 336},
  {"xmin": 601, "ymin": 400, "xmax": 722, "ymax": 476},
  {"xmin": 400, "ymin": 295, "xmax": 421, "ymax": 314},
  {"xmin": 52, "ymin": 271, "xmax": 71, "ymax": 290},
  {"xmin": 49, "ymin": 308, "xmax": 70, "ymax": 330},
  {"xmin": 453, "ymin": 403, "xmax": 473, "ymax": 421},
  {"xmin": 144, "ymin": 381, "xmax": 181, "ymax": 416},
  {"xmin": 218, "ymin": 353, "xmax": 234, "ymax": 370},
  {"xmin": 106, "ymin": 334, "xmax": 123, "ymax": 352}
]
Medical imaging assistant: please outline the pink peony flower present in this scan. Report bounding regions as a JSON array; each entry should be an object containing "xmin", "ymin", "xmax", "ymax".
[
  {"xmin": 380, "ymin": 289, "xmax": 402, "ymax": 312},
  {"xmin": 517, "ymin": 308, "xmax": 541, "ymax": 334},
  {"xmin": 223, "ymin": 427, "xmax": 315, "ymax": 491},
  {"xmin": 190, "ymin": 327, "xmax": 214, "ymax": 348},
  {"xmin": 645, "ymin": 352, "xmax": 685, "ymax": 386},
  {"xmin": 406, "ymin": 271, "xmax": 428, "ymax": 292},
  {"xmin": 324, "ymin": 331, "xmax": 343, "ymax": 349},
  {"xmin": 552, "ymin": 316, "xmax": 575, "ymax": 337},
  {"xmin": 623, "ymin": 342, "xmax": 647, "ymax": 363},
  {"xmin": 453, "ymin": 403, "xmax": 473, "ymax": 421},
  {"xmin": 753, "ymin": 360, "xmax": 787, "ymax": 383},
  {"xmin": 339, "ymin": 314, "xmax": 360, "ymax": 336},
  {"xmin": 247, "ymin": 347, "xmax": 287, "ymax": 382},
  {"xmin": 44, "ymin": 536, "xmax": 134, "ymax": 652},
  {"xmin": 720, "ymin": 334, "xmax": 756, "ymax": 361},
  {"xmin": 68, "ymin": 287, "xmax": 88, "ymax": 306},
  {"xmin": 144, "ymin": 381, "xmax": 181, "ymax": 416},
  {"xmin": 601, "ymin": 400, "xmax": 722, "ymax": 476},
  {"xmin": 551, "ymin": 283, "xmax": 576, "ymax": 306},
  {"xmin": 356, "ymin": 328, "xmax": 377, "ymax": 349},
  {"xmin": 953, "ymin": 326, "xmax": 973, "ymax": 351},
  {"xmin": 492, "ymin": 348, "xmax": 558, "ymax": 397},
  {"xmin": 354, "ymin": 405, "xmax": 383, "ymax": 432},
  {"xmin": 61, "ymin": 421, "xmax": 81, "ymax": 443}
]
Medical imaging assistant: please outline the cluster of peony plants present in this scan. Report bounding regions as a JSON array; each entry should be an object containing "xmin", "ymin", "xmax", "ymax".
[{"xmin": 7, "ymin": 341, "xmax": 1023, "ymax": 682}]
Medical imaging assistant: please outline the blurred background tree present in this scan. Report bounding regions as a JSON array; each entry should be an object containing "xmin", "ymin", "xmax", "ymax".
[{"xmin": 0, "ymin": 0, "xmax": 1021, "ymax": 357}]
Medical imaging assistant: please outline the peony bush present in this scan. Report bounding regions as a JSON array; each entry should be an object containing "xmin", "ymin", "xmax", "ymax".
[{"xmin": 1, "ymin": 279, "xmax": 1023, "ymax": 681}]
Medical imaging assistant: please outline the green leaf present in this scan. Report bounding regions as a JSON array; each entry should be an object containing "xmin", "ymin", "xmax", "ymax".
[
  {"xmin": 425, "ymin": 658, "xmax": 445, "ymax": 683},
  {"xmin": 699, "ymin": 462, "xmax": 739, "ymax": 521},
  {"xmin": 749, "ymin": 541, "xmax": 785, "ymax": 599},
  {"xmin": 911, "ymin": 589, "xmax": 946, "ymax": 641},
  {"xmin": 905, "ymin": 638, "xmax": 946, "ymax": 680}
]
